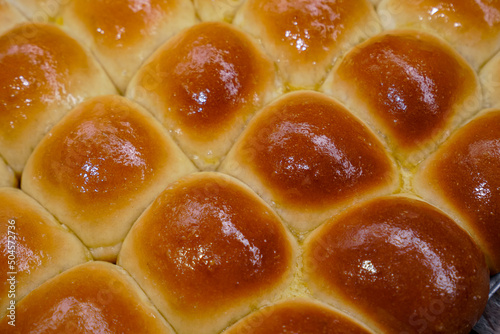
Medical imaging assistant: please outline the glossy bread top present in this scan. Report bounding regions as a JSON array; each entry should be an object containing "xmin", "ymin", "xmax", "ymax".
[
  {"xmin": 0, "ymin": 262, "xmax": 173, "ymax": 333},
  {"xmin": 221, "ymin": 90, "xmax": 399, "ymax": 231},
  {"xmin": 414, "ymin": 109, "xmax": 500, "ymax": 273},
  {"xmin": 22, "ymin": 95, "xmax": 195, "ymax": 255},
  {"xmin": 304, "ymin": 196, "xmax": 489, "ymax": 334},
  {"xmin": 223, "ymin": 299, "xmax": 375, "ymax": 334},
  {"xmin": 234, "ymin": 0, "xmax": 380, "ymax": 88},
  {"xmin": 119, "ymin": 172, "xmax": 295, "ymax": 334},
  {"xmin": 326, "ymin": 30, "xmax": 479, "ymax": 164}
]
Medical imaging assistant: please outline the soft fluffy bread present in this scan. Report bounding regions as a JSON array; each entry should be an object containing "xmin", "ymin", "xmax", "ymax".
[
  {"xmin": 60, "ymin": 0, "xmax": 198, "ymax": 92},
  {"xmin": 304, "ymin": 195, "xmax": 489, "ymax": 334},
  {"xmin": 414, "ymin": 108, "xmax": 500, "ymax": 274},
  {"xmin": 377, "ymin": 0, "xmax": 500, "ymax": 70},
  {"xmin": 220, "ymin": 90, "xmax": 400, "ymax": 232},
  {"xmin": 0, "ymin": 22, "xmax": 117, "ymax": 174},
  {"xmin": 0, "ymin": 0, "xmax": 25, "ymax": 34},
  {"xmin": 233, "ymin": 0, "xmax": 382, "ymax": 89},
  {"xmin": 0, "ymin": 261, "xmax": 175, "ymax": 333},
  {"xmin": 127, "ymin": 21, "xmax": 281, "ymax": 170},
  {"xmin": 322, "ymin": 29, "xmax": 481, "ymax": 166},
  {"xmin": 0, "ymin": 188, "xmax": 91, "ymax": 319},
  {"xmin": 222, "ymin": 298, "xmax": 375, "ymax": 334},
  {"xmin": 22, "ymin": 95, "xmax": 196, "ymax": 261},
  {"xmin": 118, "ymin": 172, "xmax": 297, "ymax": 334}
]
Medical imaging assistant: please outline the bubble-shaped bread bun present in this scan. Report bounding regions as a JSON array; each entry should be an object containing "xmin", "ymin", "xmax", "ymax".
[
  {"xmin": 0, "ymin": 188, "xmax": 91, "ymax": 318},
  {"xmin": 323, "ymin": 29, "xmax": 481, "ymax": 166},
  {"xmin": 0, "ymin": 0, "xmax": 25, "ymax": 34},
  {"xmin": 22, "ymin": 95, "xmax": 196, "ymax": 261},
  {"xmin": 0, "ymin": 1, "xmax": 498, "ymax": 332},
  {"xmin": 194, "ymin": 0, "xmax": 244, "ymax": 22},
  {"xmin": 119, "ymin": 172, "xmax": 297, "ymax": 334},
  {"xmin": 377, "ymin": 0, "xmax": 500, "ymax": 70},
  {"xmin": 222, "ymin": 298, "xmax": 375, "ymax": 334},
  {"xmin": 0, "ymin": 261, "xmax": 174, "ymax": 333},
  {"xmin": 304, "ymin": 195, "xmax": 489, "ymax": 334},
  {"xmin": 60, "ymin": 0, "xmax": 197, "ymax": 92},
  {"xmin": 220, "ymin": 90, "xmax": 399, "ymax": 232},
  {"xmin": 0, "ymin": 22, "xmax": 116, "ymax": 174},
  {"xmin": 414, "ymin": 109, "xmax": 500, "ymax": 274},
  {"xmin": 234, "ymin": 0, "xmax": 382, "ymax": 89},
  {"xmin": 127, "ymin": 21, "xmax": 281, "ymax": 170}
]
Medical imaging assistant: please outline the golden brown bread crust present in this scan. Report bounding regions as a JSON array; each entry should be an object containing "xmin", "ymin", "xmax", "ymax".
[
  {"xmin": 0, "ymin": 261, "xmax": 174, "ymax": 333},
  {"xmin": 323, "ymin": 29, "xmax": 481, "ymax": 166},
  {"xmin": 0, "ymin": 22, "xmax": 116, "ymax": 174},
  {"xmin": 234, "ymin": 0, "xmax": 382, "ymax": 89},
  {"xmin": 414, "ymin": 108, "xmax": 500, "ymax": 274},
  {"xmin": 220, "ymin": 90, "xmax": 399, "ymax": 232},
  {"xmin": 119, "ymin": 172, "xmax": 297, "ymax": 334},
  {"xmin": 61, "ymin": 0, "xmax": 198, "ymax": 92},
  {"xmin": 222, "ymin": 298, "xmax": 375, "ymax": 334},
  {"xmin": 127, "ymin": 21, "xmax": 281, "ymax": 170},
  {"xmin": 304, "ymin": 195, "xmax": 489, "ymax": 334},
  {"xmin": 0, "ymin": 188, "xmax": 91, "ymax": 318},
  {"xmin": 21, "ymin": 95, "xmax": 196, "ymax": 261},
  {"xmin": 377, "ymin": 0, "xmax": 500, "ymax": 70},
  {"xmin": 0, "ymin": 1, "xmax": 496, "ymax": 332}
]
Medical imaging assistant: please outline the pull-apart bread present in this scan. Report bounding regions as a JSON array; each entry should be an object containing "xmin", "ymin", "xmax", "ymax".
[{"xmin": 0, "ymin": 0, "xmax": 498, "ymax": 333}]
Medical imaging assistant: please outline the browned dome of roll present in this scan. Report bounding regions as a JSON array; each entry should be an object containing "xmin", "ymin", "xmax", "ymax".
[
  {"xmin": 222, "ymin": 298, "xmax": 375, "ymax": 334},
  {"xmin": 127, "ymin": 21, "xmax": 280, "ymax": 170},
  {"xmin": 233, "ymin": 0, "xmax": 382, "ymax": 88},
  {"xmin": 414, "ymin": 109, "xmax": 500, "ymax": 274},
  {"xmin": 220, "ymin": 91, "xmax": 399, "ymax": 232},
  {"xmin": 377, "ymin": 0, "xmax": 500, "ymax": 69},
  {"xmin": 61, "ymin": 0, "xmax": 197, "ymax": 92},
  {"xmin": 22, "ymin": 95, "xmax": 196, "ymax": 261},
  {"xmin": 0, "ymin": 22, "xmax": 116, "ymax": 175},
  {"xmin": 0, "ymin": 261, "xmax": 174, "ymax": 333},
  {"xmin": 0, "ymin": 188, "xmax": 91, "ymax": 318},
  {"xmin": 323, "ymin": 30, "xmax": 481, "ymax": 166},
  {"xmin": 118, "ymin": 172, "xmax": 296, "ymax": 334},
  {"xmin": 304, "ymin": 195, "xmax": 489, "ymax": 334}
]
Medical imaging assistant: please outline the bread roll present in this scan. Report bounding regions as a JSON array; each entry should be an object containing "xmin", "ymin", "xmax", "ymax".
[
  {"xmin": 220, "ymin": 90, "xmax": 399, "ymax": 232},
  {"xmin": 222, "ymin": 298, "xmax": 375, "ymax": 334},
  {"xmin": 377, "ymin": 0, "xmax": 500, "ymax": 70},
  {"xmin": 118, "ymin": 172, "xmax": 297, "ymax": 334},
  {"xmin": 322, "ymin": 29, "xmax": 481, "ymax": 166},
  {"xmin": 194, "ymin": 0, "xmax": 244, "ymax": 22},
  {"xmin": 0, "ymin": 0, "xmax": 25, "ymax": 34},
  {"xmin": 303, "ymin": 195, "xmax": 489, "ymax": 334},
  {"xmin": 0, "ymin": 261, "xmax": 174, "ymax": 333},
  {"xmin": 0, "ymin": 187, "xmax": 91, "ymax": 318},
  {"xmin": 0, "ymin": 22, "xmax": 116, "ymax": 175},
  {"xmin": 22, "ymin": 95, "xmax": 196, "ymax": 261},
  {"xmin": 60, "ymin": 0, "xmax": 198, "ymax": 92},
  {"xmin": 414, "ymin": 108, "xmax": 500, "ymax": 274},
  {"xmin": 127, "ymin": 21, "xmax": 281, "ymax": 170},
  {"xmin": 233, "ymin": 0, "xmax": 382, "ymax": 89}
]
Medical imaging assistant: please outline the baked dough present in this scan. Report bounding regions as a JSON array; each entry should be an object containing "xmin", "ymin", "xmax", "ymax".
[
  {"xmin": 22, "ymin": 95, "xmax": 196, "ymax": 261},
  {"xmin": 119, "ymin": 172, "xmax": 297, "ymax": 334}
]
